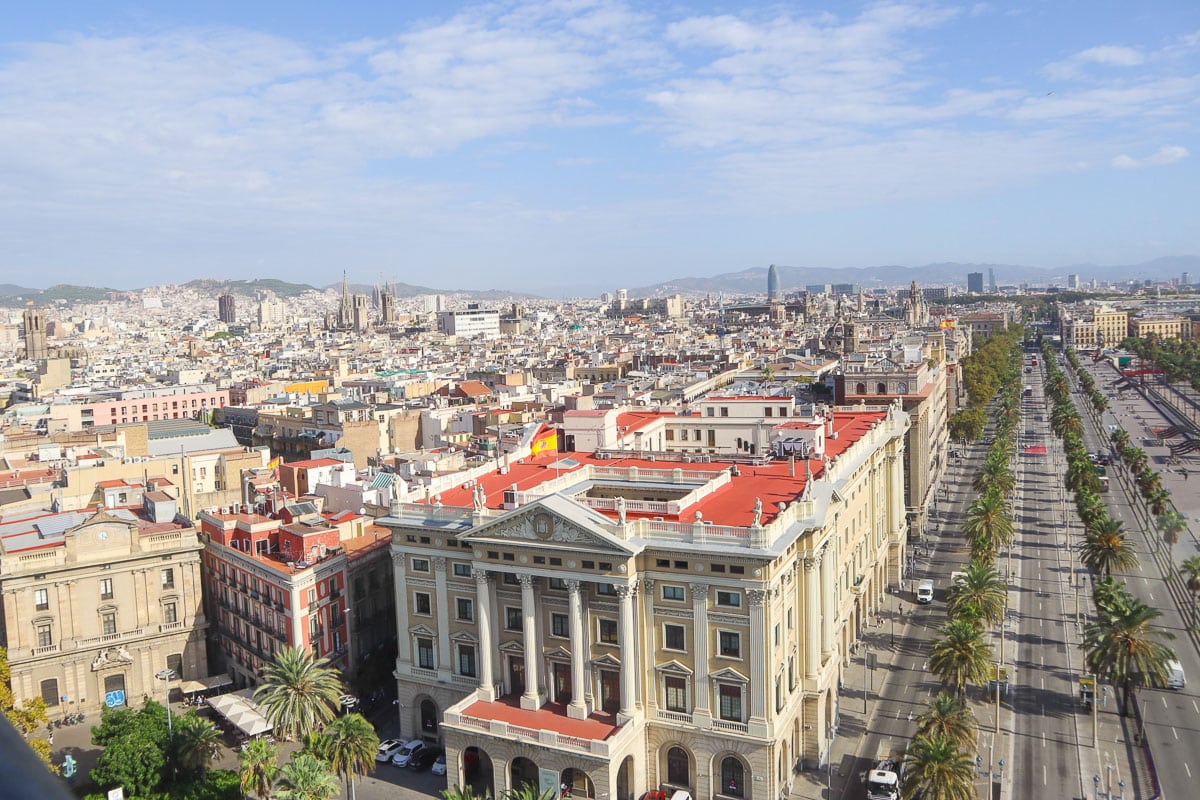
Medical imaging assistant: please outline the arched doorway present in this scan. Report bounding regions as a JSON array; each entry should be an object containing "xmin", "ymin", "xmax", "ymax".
[
  {"xmin": 419, "ymin": 698, "xmax": 439, "ymax": 739},
  {"xmin": 716, "ymin": 755, "xmax": 749, "ymax": 798},
  {"xmin": 463, "ymin": 747, "xmax": 494, "ymax": 799},
  {"xmin": 560, "ymin": 767, "xmax": 595, "ymax": 799},
  {"xmin": 616, "ymin": 757, "xmax": 633, "ymax": 800},
  {"xmin": 510, "ymin": 756, "xmax": 539, "ymax": 792},
  {"xmin": 663, "ymin": 745, "xmax": 692, "ymax": 790}
]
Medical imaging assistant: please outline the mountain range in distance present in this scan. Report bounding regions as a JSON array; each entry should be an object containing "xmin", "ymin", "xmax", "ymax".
[{"xmin": 0, "ymin": 256, "xmax": 1196, "ymax": 306}]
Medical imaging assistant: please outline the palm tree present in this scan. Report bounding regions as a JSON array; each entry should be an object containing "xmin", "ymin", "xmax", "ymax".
[
  {"xmin": 311, "ymin": 713, "xmax": 378, "ymax": 800},
  {"xmin": 441, "ymin": 788, "xmax": 490, "ymax": 800},
  {"xmin": 929, "ymin": 619, "xmax": 993, "ymax": 699},
  {"xmin": 254, "ymin": 646, "xmax": 344, "ymax": 740},
  {"xmin": 963, "ymin": 492, "xmax": 1013, "ymax": 554},
  {"xmin": 1181, "ymin": 555, "xmax": 1200, "ymax": 628},
  {"xmin": 1079, "ymin": 525, "xmax": 1139, "ymax": 579},
  {"xmin": 1084, "ymin": 599, "xmax": 1176, "ymax": 716},
  {"xmin": 901, "ymin": 732, "xmax": 977, "ymax": 800},
  {"xmin": 1110, "ymin": 429, "xmax": 1129, "ymax": 452},
  {"xmin": 172, "ymin": 712, "xmax": 222, "ymax": 780},
  {"xmin": 1093, "ymin": 577, "xmax": 1136, "ymax": 618},
  {"xmin": 239, "ymin": 737, "xmax": 280, "ymax": 800},
  {"xmin": 503, "ymin": 784, "xmax": 558, "ymax": 800},
  {"xmin": 915, "ymin": 693, "xmax": 978, "ymax": 755},
  {"xmin": 947, "ymin": 560, "xmax": 1007, "ymax": 626},
  {"xmin": 1146, "ymin": 486, "xmax": 1171, "ymax": 518},
  {"xmin": 1158, "ymin": 510, "xmax": 1187, "ymax": 563},
  {"xmin": 275, "ymin": 752, "xmax": 340, "ymax": 800}
]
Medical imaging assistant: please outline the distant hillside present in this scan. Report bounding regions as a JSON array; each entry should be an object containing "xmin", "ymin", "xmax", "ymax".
[
  {"xmin": 330, "ymin": 281, "xmax": 540, "ymax": 301},
  {"xmin": 0, "ymin": 283, "xmax": 119, "ymax": 306},
  {"xmin": 184, "ymin": 278, "xmax": 317, "ymax": 297}
]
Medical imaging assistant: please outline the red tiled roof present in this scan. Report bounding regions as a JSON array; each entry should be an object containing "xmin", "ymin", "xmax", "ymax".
[
  {"xmin": 460, "ymin": 696, "xmax": 618, "ymax": 741},
  {"xmin": 283, "ymin": 458, "xmax": 344, "ymax": 469}
]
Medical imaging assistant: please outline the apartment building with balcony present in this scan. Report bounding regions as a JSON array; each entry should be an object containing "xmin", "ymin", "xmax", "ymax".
[
  {"xmin": 378, "ymin": 403, "xmax": 909, "ymax": 800},
  {"xmin": 0, "ymin": 495, "xmax": 208, "ymax": 713}
]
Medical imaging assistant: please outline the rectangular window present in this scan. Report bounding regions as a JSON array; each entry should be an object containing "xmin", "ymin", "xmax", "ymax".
[
  {"xmin": 663, "ymin": 623, "xmax": 686, "ymax": 651},
  {"xmin": 456, "ymin": 597, "xmax": 474, "ymax": 622},
  {"xmin": 414, "ymin": 592, "xmax": 432, "ymax": 615},
  {"xmin": 102, "ymin": 612, "xmax": 117, "ymax": 635},
  {"xmin": 661, "ymin": 585, "xmax": 685, "ymax": 601},
  {"xmin": 505, "ymin": 607, "xmax": 523, "ymax": 631},
  {"xmin": 453, "ymin": 563, "xmax": 471, "ymax": 577},
  {"xmin": 765, "ymin": 407, "xmax": 773, "ymax": 417},
  {"xmin": 100, "ymin": 578, "xmax": 113, "ymax": 601},
  {"xmin": 417, "ymin": 638, "xmax": 435, "ymax": 669},
  {"xmin": 719, "ymin": 630, "xmax": 741, "ymax": 658},
  {"xmin": 164, "ymin": 602, "xmax": 178, "ymax": 624},
  {"xmin": 503, "ymin": 572, "xmax": 519, "ymax": 584},
  {"xmin": 598, "ymin": 619, "xmax": 618, "ymax": 645},
  {"xmin": 458, "ymin": 645, "xmax": 477, "ymax": 677},
  {"xmin": 551, "ymin": 612, "xmax": 569, "ymax": 638},
  {"xmin": 411, "ymin": 558, "xmax": 430, "ymax": 573},
  {"xmin": 596, "ymin": 583, "xmax": 616, "ymax": 596},
  {"xmin": 706, "ymin": 407, "xmax": 715, "ymax": 417},
  {"xmin": 36, "ymin": 623, "xmax": 53, "ymax": 648},
  {"xmin": 548, "ymin": 578, "xmax": 568, "ymax": 591},
  {"xmin": 720, "ymin": 407, "xmax": 729, "ymax": 417},
  {"xmin": 308, "ymin": 588, "xmax": 316, "ymax": 605},
  {"xmin": 34, "ymin": 588, "xmax": 49, "ymax": 611},
  {"xmin": 716, "ymin": 590, "xmax": 741, "ymax": 608},
  {"xmin": 161, "ymin": 568, "xmax": 174, "ymax": 589},
  {"xmin": 665, "ymin": 675, "xmax": 687, "ymax": 712},
  {"xmin": 719, "ymin": 684, "xmax": 743, "ymax": 721}
]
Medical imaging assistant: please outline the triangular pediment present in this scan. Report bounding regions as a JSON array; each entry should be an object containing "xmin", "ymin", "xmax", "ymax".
[
  {"xmin": 654, "ymin": 659, "xmax": 694, "ymax": 676},
  {"xmin": 450, "ymin": 630, "xmax": 478, "ymax": 643},
  {"xmin": 408, "ymin": 624, "xmax": 435, "ymax": 636},
  {"xmin": 498, "ymin": 640, "xmax": 525, "ymax": 654},
  {"xmin": 545, "ymin": 646, "xmax": 572, "ymax": 660},
  {"xmin": 711, "ymin": 666, "xmax": 749, "ymax": 684},
  {"xmin": 457, "ymin": 495, "xmax": 636, "ymax": 555},
  {"xmin": 591, "ymin": 653, "xmax": 622, "ymax": 668}
]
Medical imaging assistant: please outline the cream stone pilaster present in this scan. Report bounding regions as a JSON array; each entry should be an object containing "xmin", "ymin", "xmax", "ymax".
[
  {"xmin": 391, "ymin": 552, "xmax": 410, "ymax": 667},
  {"xmin": 433, "ymin": 556, "xmax": 452, "ymax": 680},
  {"xmin": 804, "ymin": 551, "xmax": 821, "ymax": 677},
  {"xmin": 691, "ymin": 582, "xmax": 711, "ymax": 725},
  {"xmin": 518, "ymin": 574, "xmax": 542, "ymax": 709},
  {"xmin": 748, "ymin": 588, "xmax": 769, "ymax": 732},
  {"xmin": 616, "ymin": 580, "xmax": 637, "ymax": 722},
  {"xmin": 473, "ymin": 569, "xmax": 496, "ymax": 700},
  {"xmin": 567, "ymin": 579, "xmax": 589, "ymax": 719}
]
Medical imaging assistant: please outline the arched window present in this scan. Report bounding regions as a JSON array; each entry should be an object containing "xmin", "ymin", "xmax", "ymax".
[
  {"xmin": 876, "ymin": 382, "xmax": 887, "ymax": 394},
  {"xmin": 667, "ymin": 746, "xmax": 689, "ymax": 786},
  {"xmin": 855, "ymin": 382, "xmax": 866, "ymax": 395},
  {"xmin": 721, "ymin": 757, "xmax": 745, "ymax": 797}
]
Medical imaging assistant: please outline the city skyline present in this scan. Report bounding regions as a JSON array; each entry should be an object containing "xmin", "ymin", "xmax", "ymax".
[{"xmin": 2, "ymin": 1, "xmax": 1198, "ymax": 291}]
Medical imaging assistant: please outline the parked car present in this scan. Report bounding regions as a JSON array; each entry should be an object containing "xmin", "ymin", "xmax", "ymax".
[
  {"xmin": 431, "ymin": 753, "xmax": 447, "ymax": 776},
  {"xmin": 375, "ymin": 739, "xmax": 407, "ymax": 763},
  {"xmin": 391, "ymin": 739, "xmax": 426, "ymax": 767},
  {"xmin": 409, "ymin": 745, "xmax": 444, "ymax": 772}
]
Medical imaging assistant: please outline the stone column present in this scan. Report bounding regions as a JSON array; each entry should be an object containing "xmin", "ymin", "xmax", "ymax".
[
  {"xmin": 748, "ymin": 588, "xmax": 768, "ymax": 730},
  {"xmin": 519, "ymin": 574, "xmax": 542, "ymax": 709},
  {"xmin": 820, "ymin": 544, "xmax": 835, "ymax": 658},
  {"xmin": 567, "ymin": 579, "xmax": 589, "ymax": 720},
  {"xmin": 473, "ymin": 569, "xmax": 496, "ymax": 701},
  {"xmin": 433, "ymin": 557, "xmax": 452, "ymax": 681},
  {"xmin": 804, "ymin": 551, "xmax": 821, "ymax": 677},
  {"xmin": 391, "ymin": 552, "xmax": 410, "ymax": 669},
  {"xmin": 4, "ymin": 591, "xmax": 20, "ymax": 649},
  {"xmin": 640, "ymin": 578, "xmax": 655, "ymax": 713},
  {"xmin": 616, "ymin": 581, "xmax": 637, "ymax": 723},
  {"xmin": 691, "ymin": 583, "xmax": 712, "ymax": 725}
]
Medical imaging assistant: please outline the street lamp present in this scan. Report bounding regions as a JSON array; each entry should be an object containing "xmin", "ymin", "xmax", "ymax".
[
  {"xmin": 339, "ymin": 694, "xmax": 359, "ymax": 716},
  {"xmin": 155, "ymin": 668, "xmax": 177, "ymax": 736}
]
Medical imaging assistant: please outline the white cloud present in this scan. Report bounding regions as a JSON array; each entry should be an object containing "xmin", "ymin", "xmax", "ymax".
[
  {"xmin": 1112, "ymin": 145, "xmax": 1189, "ymax": 170},
  {"xmin": 1044, "ymin": 45, "xmax": 1145, "ymax": 80}
]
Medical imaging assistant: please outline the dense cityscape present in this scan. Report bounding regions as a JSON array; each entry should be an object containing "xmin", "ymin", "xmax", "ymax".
[{"xmin": 2, "ymin": 268, "xmax": 1200, "ymax": 800}]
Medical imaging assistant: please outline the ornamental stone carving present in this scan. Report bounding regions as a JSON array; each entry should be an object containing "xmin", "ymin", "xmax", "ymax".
[
  {"xmin": 432, "ymin": 556, "xmax": 447, "ymax": 572},
  {"xmin": 748, "ymin": 589, "xmax": 769, "ymax": 606},
  {"xmin": 472, "ymin": 569, "xmax": 491, "ymax": 585},
  {"xmin": 517, "ymin": 574, "xmax": 534, "ymax": 589},
  {"xmin": 689, "ymin": 582, "xmax": 709, "ymax": 599}
]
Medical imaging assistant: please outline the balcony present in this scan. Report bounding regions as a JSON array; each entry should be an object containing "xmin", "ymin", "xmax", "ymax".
[
  {"xmin": 712, "ymin": 718, "xmax": 749, "ymax": 733},
  {"xmin": 76, "ymin": 627, "xmax": 145, "ymax": 648},
  {"xmin": 654, "ymin": 708, "xmax": 693, "ymax": 725},
  {"xmin": 159, "ymin": 621, "xmax": 184, "ymax": 633},
  {"xmin": 443, "ymin": 695, "xmax": 634, "ymax": 759},
  {"xmin": 31, "ymin": 644, "xmax": 59, "ymax": 657}
]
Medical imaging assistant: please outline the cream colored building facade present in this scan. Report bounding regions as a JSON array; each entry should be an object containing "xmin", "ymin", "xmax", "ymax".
[
  {"xmin": 380, "ymin": 404, "xmax": 909, "ymax": 800},
  {"xmin": 1060, "ymin": 304, "xmax": 1130, "ymax": 349},
  {"xmin": 0, "ymin": 501, "xmax": 208, "ymax": 713},
  {"xmin": 1129, "ymin": 317, "xmax": 1186, "ymax": 340}
]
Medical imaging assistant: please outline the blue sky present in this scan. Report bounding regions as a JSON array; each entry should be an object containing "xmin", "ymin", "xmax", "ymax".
[{"xmin": 1, "ymin": 1, "xmax": 1198, "ymax": 293}]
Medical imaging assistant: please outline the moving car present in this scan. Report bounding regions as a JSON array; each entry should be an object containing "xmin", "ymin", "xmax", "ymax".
[
  {"xmin": 391, "ymin": 739, "xmax": 426, "ymax": 767},
  {"xmin": 1167, "ymin": 660, "xmax": 1186, "ymax": 690},
  {"xmin": 916, "ymin": 579, "xmax": 934, "ymax": 604},
  {"xmin": 431, "ymin": 753, "xmax": 447, "ymax": 776},
  {"xmin": 375, "ymin": 739, "xmax": 407, "ymax": 763}
]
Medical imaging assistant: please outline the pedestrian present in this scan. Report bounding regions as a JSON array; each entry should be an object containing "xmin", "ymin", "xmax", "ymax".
[{"xmin": 48, "ymin": 732, "xmax": 53, "ymax": 747}]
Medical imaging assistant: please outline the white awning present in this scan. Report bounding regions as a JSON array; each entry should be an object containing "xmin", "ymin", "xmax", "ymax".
[
  {"xmin": 179, "ymin": 673, "xmax": 233, "ymax": 694},
  {"xmin": 207, "ymin": 689, "xmax": 273, "ymax": 737}
]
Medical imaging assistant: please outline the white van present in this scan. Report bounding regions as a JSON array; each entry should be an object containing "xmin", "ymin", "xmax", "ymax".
[
  {"xmin": 1167, "ymin": 660, "xmax": 1186, "ymax": 690},
  {"xmin": 916, "ymin": 579, "xmax": 934, "ymax": 604}
]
